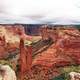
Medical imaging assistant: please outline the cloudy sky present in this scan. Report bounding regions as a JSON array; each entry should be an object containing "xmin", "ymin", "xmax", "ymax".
[{"xmin": 0, "ymin": 0, "xmax": 80, "ymax": 24}]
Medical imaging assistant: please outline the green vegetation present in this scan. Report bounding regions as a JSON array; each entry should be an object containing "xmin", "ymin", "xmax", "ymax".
[
  {"xmin": 0, "ymin": 60, "xmax": 12, "ymax": 68},
  {"xmin": 52, "ymin": 65, "xmax": 80, "ymax": 80},
  {"xmin": 51, "ymin": 73, "xmax": 65, "ymax": 80},
  {"xmin": 24, "ymin": 40, "xmax": 32, "ymax": 45},
  {"xmin": 60, "ymin": 65, "xmax": 80, "ymax": 73}
]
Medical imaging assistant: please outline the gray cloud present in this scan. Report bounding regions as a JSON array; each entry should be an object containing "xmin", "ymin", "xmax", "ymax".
[{"xmin": 0, "ymin": 0, "xmax": 80, "ymax": 24}]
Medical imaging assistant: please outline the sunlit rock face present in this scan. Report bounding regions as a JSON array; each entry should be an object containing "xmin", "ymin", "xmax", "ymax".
[
  {"xmin": 57, "ymin": 27, "xmax": 80, "ymax": 64},
  {"xmin": 0, "ymin": 24, "xmax": 30, "ymax": 59},
  {"xmin": 33, "ymin": 26, "xmax": 80, "ymax": 68},
  {"xmin": 19, "ymin": 38, "xmax": 32, "ymax": 80},
  {"xmin": 69, "ymin": 72, "xmax": 80, "ymax": 80},
  {"xmin": 0, "ymin": 64, "xmax": 17, "ymax": 80},
  {"xmin": 0, "ymin": 24, "xmax": 26, "ymax": 43},
  {"xmin": 54, "ymin": 27, "xmax": 80, "ymax": 65}
]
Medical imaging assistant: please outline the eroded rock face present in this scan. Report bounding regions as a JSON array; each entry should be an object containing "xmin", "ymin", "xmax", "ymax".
[
  {"xmin": 0, "ymin": 64, "xmax": 17, "ymax": 80},
  {"xmin": 0, "ymin": 25, "xmax": 20, "ymax": 58},
  {"xmin": 55, "ymin": 27, "xmax": 80, "ymax": 65},
  {"xmin": 19, "ymin": 38, "xmax": 32, "ymax": 80},
  {"xmin": 58, "ymin": 29, "xmax": 80, "ymax": 64},
  {"xmin": 0, "ymin": 24, "xmax": 32, "ymax": 59},
  {"xmin": 69, "ymin": 72, "xmax": 80, "ymax": 80},
  {"xmin": 0, "ymin": 25, "xmax": 23, "ymax": 43},
  {"xmin": 33, "ymin": 26, "xmax": 80, "ymax": 68}
]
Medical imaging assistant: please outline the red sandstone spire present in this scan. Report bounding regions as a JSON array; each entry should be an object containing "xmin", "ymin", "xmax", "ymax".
[{"xmin": 19, "ymin": 38, "xmax": 32, "ymax": 80}]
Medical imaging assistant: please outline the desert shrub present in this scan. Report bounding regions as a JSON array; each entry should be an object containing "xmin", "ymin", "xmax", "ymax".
[
  {"xmin": 58, "ymin": 65, "xmax": 80, "ymax": 80},
  {"xmin": 0, "ymin": 60, "xmax": 13, "ymax": 68}
]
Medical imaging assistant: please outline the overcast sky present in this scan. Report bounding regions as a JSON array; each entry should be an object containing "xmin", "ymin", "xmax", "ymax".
[{"xmin": 0, "ymin": 0, "xmax": 80, "ymax": 24}]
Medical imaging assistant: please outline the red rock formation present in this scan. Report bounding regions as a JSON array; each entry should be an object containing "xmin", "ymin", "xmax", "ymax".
[
  {"xmin": 40, "ymin": 25, "xmax": 49, "ymax": 40},
  {"xmin": 40, "ymin": 26, "xmax": 58, "ymax": 41},
  {"xmin": 33, "ymin": 27, "xmax": 80, "ymax": 69},
  {"xmin": 19, "ymin": 38, "xmax": 32, "ymax": 80},
  {"xmin": 0, "ymin": 25, "xmax": 33, "ymax": 59},
  {"xmin": 0, "ymin": 36, "xmax": 7, "ymax": 58}
]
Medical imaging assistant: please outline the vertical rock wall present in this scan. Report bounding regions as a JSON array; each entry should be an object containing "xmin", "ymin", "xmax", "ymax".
[{"xmin": 19, "ymin": 38, "xmax": 32, "ymax": 80}]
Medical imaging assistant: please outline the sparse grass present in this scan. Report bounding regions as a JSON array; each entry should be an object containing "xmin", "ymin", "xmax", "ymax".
[
  {"xmin": 52, "ymin": 65, "xmax": 80, "ymax": 80},
  {"xmin": 24, "ymin": 40, "xmax": 32, "ymax": 45},
  {"xmin": 0, "ymin": 60, "xmax": 12, "ymax": 68},
  {"xmin": 60, "ymin": 65, "xmax": 80, "ymax": 73}
]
